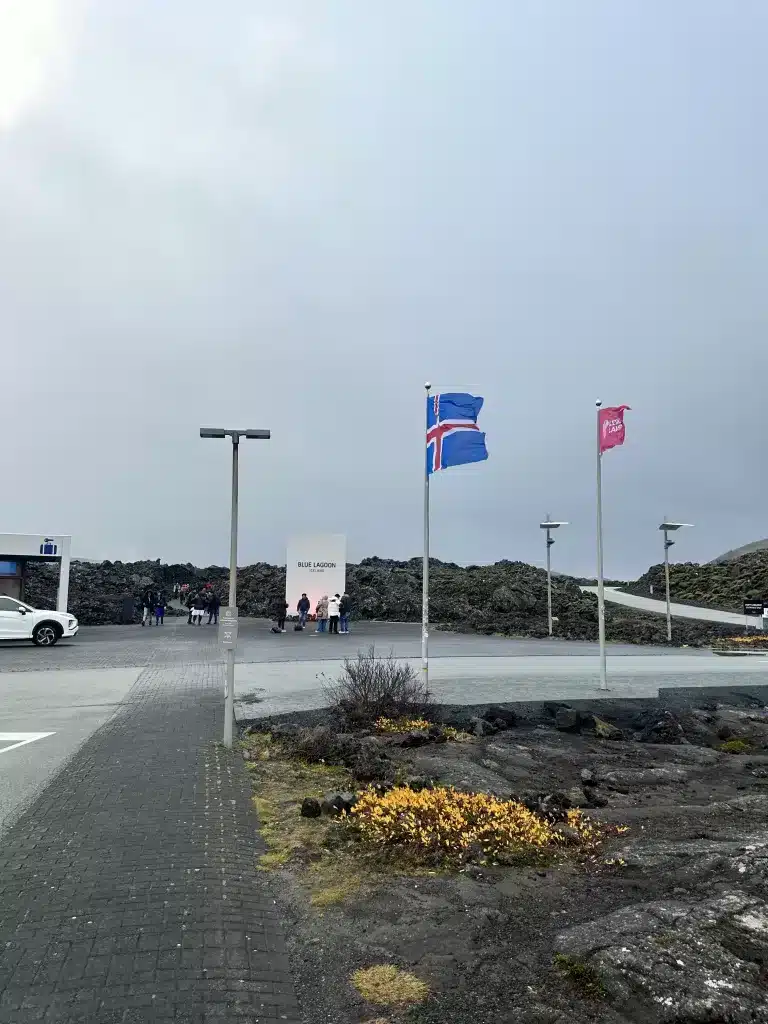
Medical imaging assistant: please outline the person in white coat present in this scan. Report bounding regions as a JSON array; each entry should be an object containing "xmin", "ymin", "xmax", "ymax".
[{"xmin": 327, "ymin": 594, "xmax": 341, "ymax": 634}]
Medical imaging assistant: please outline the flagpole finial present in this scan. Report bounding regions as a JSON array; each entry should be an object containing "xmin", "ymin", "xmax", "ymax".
[
  {"xmin": 425, "ymin": 381, "xmax": 432, "ymax": 392},
  {"xmin": 595, "ymin": 399, "xmax": 602, "ymax": 408}
]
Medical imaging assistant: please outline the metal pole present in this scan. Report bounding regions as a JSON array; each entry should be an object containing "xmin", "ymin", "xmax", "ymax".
[
  {"xmin": 545, "ymin": 525, "xmax": 553, "ymax": 636},
  {"xmin": 596, "ymin": 401, "xmax": 608, "ymax": 690},
  {"xmin": 663, "ymin": 525, "xmax": 672, "ymax": 643},
  {"xmin": 422, "ymin": 383, "xmax": 431, "ymax": 693},
  {"xmin": 224, "ymin": 436, "xmax": 239, "ymax": 748}
]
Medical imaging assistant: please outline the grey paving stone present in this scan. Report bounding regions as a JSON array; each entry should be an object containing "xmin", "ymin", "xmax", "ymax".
[{"xmin": 0, "ymin": 662, "xmax": 300, "ymax": 1023}]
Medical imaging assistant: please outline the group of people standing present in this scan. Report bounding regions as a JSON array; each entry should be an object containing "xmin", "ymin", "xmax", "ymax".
[
  {"xmin": 295, "ymin": 592, "xmax": 351, "ymax": 634},
  {"xmin": 185, "ymin": 588, "xmax": 221, "ymax": 625},
  {"xmin": 139, "ymin": 584, "xmax": 222, "ymax": 627},
  {"xmin": 140, "ymin": 589, "xmax": 166, "ymax": 626},
  {"xmin": 172, "ymin": 582, "xmax": 221, "ymax": 625},
  {"xmin": 315, "ymin": 593, "xmax": 351, "ymax": 634},
  {"xmin": 269, "ymin": 592, "xmax": 351, "ymax": 633},
  {"xmin": 141, "ymin": 583, "xmax": 350, "ymax": 634}
]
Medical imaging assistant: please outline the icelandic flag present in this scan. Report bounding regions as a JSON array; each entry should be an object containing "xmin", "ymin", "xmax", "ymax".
[{"xmin": 426, "ymin": 393, "xmax": 488, "ymax": 474}]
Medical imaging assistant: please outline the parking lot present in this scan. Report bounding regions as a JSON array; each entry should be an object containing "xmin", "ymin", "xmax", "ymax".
[
  {"xmin": 0, "ymin": 668, "xmax": 142, "ymax": 834},
  {"xmin": 3, "ymin": 617, "xmax": 768, "ymax": 833}
]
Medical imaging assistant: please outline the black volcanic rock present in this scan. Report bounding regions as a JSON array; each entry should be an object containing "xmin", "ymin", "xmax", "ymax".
[
  {"xmin": 627, "ymin": 549, "xmax": 768, "ymax": 614},
  {"xmin": 22, "ymin": 556, "xmax": 742, "ymax": 645}
]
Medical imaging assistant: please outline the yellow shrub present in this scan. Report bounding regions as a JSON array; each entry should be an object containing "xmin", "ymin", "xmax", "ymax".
[
  {"xmin": 375, "ymin": 716, "xmax": 431, "ymax": 733},
  {"xmin": 375, "ymin": 717, "xmax": 470, "ymax": 741},
  {"xmin": 348, "ymin": 785, "xmax": 607, "ymax": 864},
  {"xmin": 713, "ymin": 635, "xmax": 768, "ymax": 646},
  {"xmin": 441, "ymin": 725, "xmax": 471, "ymax": 742}
]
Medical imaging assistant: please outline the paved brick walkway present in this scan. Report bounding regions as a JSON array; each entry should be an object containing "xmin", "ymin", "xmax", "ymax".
[{"xmin": 0, "ymin": 663, "xmax": 301, "ymax": 1023}]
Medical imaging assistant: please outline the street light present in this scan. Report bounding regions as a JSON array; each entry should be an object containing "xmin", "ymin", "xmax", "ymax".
[
  {"xmin": 539, "ymin": 517, "xmax": 569, "ymax": 636},
  {"xmin": 658, "ymin": 519, "xmax": 693, "ymax": 642},
  {"xmin": 200, "ymin": 427, "xmax": 271, "ymax": 746}
]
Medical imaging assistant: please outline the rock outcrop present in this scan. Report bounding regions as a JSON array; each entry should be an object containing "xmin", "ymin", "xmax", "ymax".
[
  {"xmin": 23, "ymin": 555, "xmax": 741, "ymax": 644},
  {"xmin": 630, "ymin": 548, "xmax": 768, "ymax": 614},
  {"xmin": 556, "ymin": 891, "xmax": 768, "ymax": 1023}
]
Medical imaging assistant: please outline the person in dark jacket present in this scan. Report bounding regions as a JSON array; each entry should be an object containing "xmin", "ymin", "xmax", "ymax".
[
  {"xmin": 339, "ymin": 593, "xmax": 351, "ymax": 634},
  {"xmin": 154, "ymin": 594, "xmax": 166, "ymax": 626},
  {"xmin": 297, "ymin": 593, "xmax": 310, "ymax": 628},
  {"xmin": 187, "ymin": 592, "xmax": 195, "ymax": 625},
  {"xmin": 207, "ymin": 592, "xmax": 221, "ymax": 625},
  {"xmin": 191, "ymin": 594, "xmax": 206, "ymax": 625},
  {"xmin": 271, "ymin": 597, "xmax": 288, "ymax": 632},
  {"xmin": 141, "ymin": 589, "xmax": 155, "ymax": 627}
]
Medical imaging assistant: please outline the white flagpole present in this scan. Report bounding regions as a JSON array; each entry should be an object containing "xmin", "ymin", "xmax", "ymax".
[
  {"xmin": 422, "ymin": 382, "xmax": 431, "ymax": 692},
  {"xmin": 596, "ymin": 399, "xmax": 608, "ymax": 690}
]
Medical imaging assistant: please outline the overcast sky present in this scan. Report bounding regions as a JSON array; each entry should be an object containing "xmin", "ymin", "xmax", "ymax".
[{"xmin": 2, "ymin": 1, "xmax": 766, "ymax": 578}]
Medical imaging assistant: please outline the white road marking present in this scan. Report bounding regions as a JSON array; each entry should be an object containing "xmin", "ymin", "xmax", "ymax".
[{"xmin": 0, "ymin": 732, "xmax": 55, "ymax": 755}]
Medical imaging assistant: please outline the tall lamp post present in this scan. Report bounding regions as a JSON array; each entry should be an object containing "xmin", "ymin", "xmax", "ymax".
[
  {"xmin": 539, "ymin": 517, "xmax": 568, "ymax": 636},
  {"xmin": 659, "ymin": 519, "xmax": 693, "ymax": 642},
  {"xmin": 201, "ymin": 427, "xmax": 271, "ymax": 747}
]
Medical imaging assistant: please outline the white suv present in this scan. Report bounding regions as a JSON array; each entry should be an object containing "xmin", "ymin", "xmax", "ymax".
[{"xmin": 0, "ymin": 596, "xmax": 79, "ymax": 646}]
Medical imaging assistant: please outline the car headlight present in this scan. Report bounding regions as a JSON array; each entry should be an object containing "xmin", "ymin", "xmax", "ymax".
[{"xmin": 68, "ymin": 617, "xmax": 77, "ymax": 628}]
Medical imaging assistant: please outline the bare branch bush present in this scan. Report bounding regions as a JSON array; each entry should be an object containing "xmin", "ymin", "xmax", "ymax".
[{"xmin": 322, "ymin": 645, "xmax": 431, "ymax": 726}]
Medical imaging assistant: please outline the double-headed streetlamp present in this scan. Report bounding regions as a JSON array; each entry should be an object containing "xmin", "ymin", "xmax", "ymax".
[
  {"xmin": 201, "ymin": 427, "xmax": 271, "ymax": 747},
  {"xmin": 659, "ymin": 519, "xmax": 693, "ymax": 642},
  {"xmin": 539, "ymin": 517, "xmax": 568, "ymax": 636}
]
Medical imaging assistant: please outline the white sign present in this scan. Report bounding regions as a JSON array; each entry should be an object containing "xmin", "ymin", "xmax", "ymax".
[
  {"xmin": 0, "ymin": 534, "xmax": 73, "ymax": 612},
  {"xmin": 285, "ymin": 534, "xmax": 347, "ymax": 615},
  {"xmin": 0, "ymin": 534, "xmax": 69, "ymax": 558},
  {"xmin": 218, "ymin": 606, "xmax": 238, "ymax": 648}
]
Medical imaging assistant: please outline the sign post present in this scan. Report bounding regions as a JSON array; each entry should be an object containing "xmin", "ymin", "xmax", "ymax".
[
  {"xmin": 218, "ymin": 607, "xmax": 239, "ymax": 648},
  {"xmin": 219, "ymin": 606, "xmax": 238, "ymax": 700},
  {"xmin": 743, "ymin": 600, "xmax": 764, "ymax": 633}
]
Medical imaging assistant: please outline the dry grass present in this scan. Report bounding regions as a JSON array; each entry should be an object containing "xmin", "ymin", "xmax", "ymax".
[
  {"xmin": 244, "ymin": 732, "xmax": 413, "ymax": 907},
  {"xmin": 306, "ymin": 859, "xmax": 369, "ymax": 907},
  {"xmin": 351, "ymin": 965, "xmax": 429, "ymax": 1007},
  {"xmin": 244, "ymin": 733, "xmax": 355, "ymax": 898}
]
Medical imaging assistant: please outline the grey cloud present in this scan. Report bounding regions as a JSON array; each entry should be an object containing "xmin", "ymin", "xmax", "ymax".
[{"xmin": 2, "ymin": 0, "xmax": 767, "ymax": 578}]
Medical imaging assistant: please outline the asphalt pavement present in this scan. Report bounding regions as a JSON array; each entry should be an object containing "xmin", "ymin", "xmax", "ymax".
[
  {"xmin": 0, "ymin": 618, "xmax": 684, "ymax": 832},
  {"xmin": 233, "ymin": 651, "xmax": 768, "ymax": 717},
  {"xmin": 2, "ymin": 617, "xmax": 767, "ymax": 813},
  {"xmin": 0, "ymin": 616, "xmax": 696, "ymax": 666},
  {"xmin": 0, "ymin": 668, "xmax": 142, "ymax": 835}
]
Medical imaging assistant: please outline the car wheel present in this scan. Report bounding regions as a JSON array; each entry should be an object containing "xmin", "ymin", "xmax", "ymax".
[{"xmin": 32, "ymin": 623, "xmax": 61, "ymax": 647}]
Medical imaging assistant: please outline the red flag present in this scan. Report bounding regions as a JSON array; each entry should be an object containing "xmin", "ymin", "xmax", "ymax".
[{"xmin": 599, "ymin": 405, "xmax": 630, "ymax": 454}]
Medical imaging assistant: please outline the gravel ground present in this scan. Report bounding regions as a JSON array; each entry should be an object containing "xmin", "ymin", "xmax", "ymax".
[{"xmin": 241, "ymin": 687, "xmax": 768, "ymax": 1023}]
